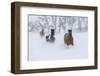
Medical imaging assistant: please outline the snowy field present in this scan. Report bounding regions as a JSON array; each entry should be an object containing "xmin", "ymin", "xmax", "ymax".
[{"xmin": 28, "ymin": 32, "xmax": 88, "ymax": 61}]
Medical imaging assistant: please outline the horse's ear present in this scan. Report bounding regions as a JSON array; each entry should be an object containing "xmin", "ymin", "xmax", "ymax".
[{"xmin": 68, "ymin": 30, "xmax": 72, "ymax": 33}]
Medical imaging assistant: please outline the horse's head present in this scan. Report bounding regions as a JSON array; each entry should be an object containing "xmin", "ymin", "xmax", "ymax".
[{"xmin": 68, "ymin": 29, "xmax": 72, "ymax": 36}]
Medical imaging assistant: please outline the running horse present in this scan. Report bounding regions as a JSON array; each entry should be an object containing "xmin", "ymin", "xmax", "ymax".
[
  {"xmin": 46, "ymin": 29, "xmax": 55, "ymax": 42},
  {"xmin": 40, "ymin": 29, "xmax": 45, "ymax": 37},
  {"xmin": 64, "ymin": 30, "xmax": 74, "ymax": 46}
]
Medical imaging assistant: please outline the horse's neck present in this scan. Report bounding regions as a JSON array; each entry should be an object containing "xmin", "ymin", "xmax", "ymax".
[
  {"xmin": 69, "ymin": 33, "xmax": 72, "ymax": 36},
  {"xmin": 66, "ymin": 32, "xmax": 72, "ymax": 37}
]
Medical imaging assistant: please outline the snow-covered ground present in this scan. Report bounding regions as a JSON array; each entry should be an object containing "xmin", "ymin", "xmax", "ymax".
[{"xmin": 28, "ymin": 31, "xmax": 88, "ymax": 61}]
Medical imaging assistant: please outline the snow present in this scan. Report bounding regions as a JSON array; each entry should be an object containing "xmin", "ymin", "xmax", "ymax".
[{"xmin": 28, "ymin": 31, "xmax": 88, "ymax": 61}]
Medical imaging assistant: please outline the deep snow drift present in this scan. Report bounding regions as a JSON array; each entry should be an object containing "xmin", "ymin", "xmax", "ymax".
[{"xmin": 28, "ymin": 31, "xmax": 88, "ymax": 61}]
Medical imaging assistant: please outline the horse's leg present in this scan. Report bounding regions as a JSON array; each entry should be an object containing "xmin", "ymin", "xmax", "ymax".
[{"xmin": 72, "ymin": 39, "xmax": 74, "ymax": 45}]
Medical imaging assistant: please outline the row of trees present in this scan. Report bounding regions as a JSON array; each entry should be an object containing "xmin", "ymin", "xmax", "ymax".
[{"xmin": 28, "ymin": 15, "xmax": 88, "ymax": 33}]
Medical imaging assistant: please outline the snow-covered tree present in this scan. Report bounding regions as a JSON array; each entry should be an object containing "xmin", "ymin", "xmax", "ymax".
[
  {"xmin": 77, "ymin": 17, "xmax": 88, "ymax": 32},
  {"xmin": 28, "ymin": 21, "xmax": 36, "ymax": 32},
  {"xmin": 51, "ymin": 16, "xmax": 57, "ymax": 30},
  {"xmin": 66, "ymin": 16, "xmax": 76, "ymax": 30},
  {"xmin": 58, "ymin": 16, "xmax": 67, "ymax": 32},
  {"xmin": 38, "ymin": 16, "xmax": 51, "ymax": 31},
  {"xmin": 28, "ymin": 15, "xmax": 88, "ymax": 33}
]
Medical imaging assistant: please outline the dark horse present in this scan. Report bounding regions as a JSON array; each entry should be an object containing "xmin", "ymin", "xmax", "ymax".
[
  {"xmin": 46, "ymin": 29, "xmax": 55, "ymax": 42},
  {"xmin": 40, "ymin": 29, "xmax": 45, "ymax": 37},
  {"xmin": 64, "ymin": 30, "xmax": 74, "ymax": 46}
]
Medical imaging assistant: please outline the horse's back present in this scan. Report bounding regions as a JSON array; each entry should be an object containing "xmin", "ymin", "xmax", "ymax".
[{"xmin": 64, "ymin": 33, "xmax": 73, "ymax": 45}]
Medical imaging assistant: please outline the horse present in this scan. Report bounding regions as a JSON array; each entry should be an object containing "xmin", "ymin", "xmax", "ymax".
[
  {"xmin": 46, "ymin": 29, "xmax": 55, "ymax": 42},
  {"xmin": 40, "ymin": 29, "xmax": 45, "ymax": 37},
  {"xmin": 64, "ymin": 30, "xmax": 74, "ymax": 46}
]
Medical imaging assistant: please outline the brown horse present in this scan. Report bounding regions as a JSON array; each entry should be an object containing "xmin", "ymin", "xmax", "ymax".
[{"xmin": 64, "ymin": 30, "xmax": 74, "ymax": 46}]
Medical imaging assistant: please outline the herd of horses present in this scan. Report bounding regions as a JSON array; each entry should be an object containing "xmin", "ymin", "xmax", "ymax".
[{"xmin": 40, "ymin": 29, "xmax": 74, "ymax": 46}]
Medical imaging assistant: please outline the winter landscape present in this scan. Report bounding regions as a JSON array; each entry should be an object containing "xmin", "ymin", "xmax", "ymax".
[{"xmin": 28, "ymin": 15, "xmax": 88, "ymax": 61}]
